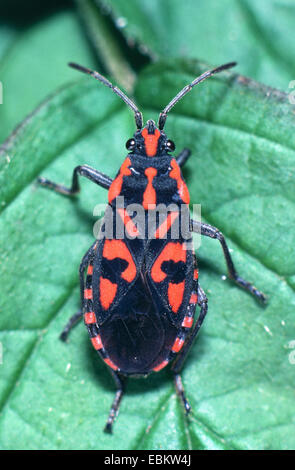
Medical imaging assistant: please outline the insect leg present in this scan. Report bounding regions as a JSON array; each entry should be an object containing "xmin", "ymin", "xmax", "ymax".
[
  {"xmin": 59, "ymin": 311, "xmax": 83, "ymax": 342},
  {"xmin": 176, "ymin": 148, "xmax": 191, "ymax": 167},
  {"xmin": 60, "ymin": 242, "xmax": 97, "ymax": 341},
  {"xmin": 172, "ymin": 284, "xmax": 208, "ymax": 376},
  {"xmin": 38, "ymin": 164, "xmax": 113, "ymax": 195},
  {"xmin": 191, "ymin": 220, "xmax": 266, "ymax": 302},
  {"xmin": 104, "ymin": 371, "xmax": 126, "ymax": 433},
  {"xmin": 172, "ymin": 284, "xmax": 208, "ymax": 412},
  {"xmin": 174, "ymin": 374, "xmax": 191, "ymax": 414}
]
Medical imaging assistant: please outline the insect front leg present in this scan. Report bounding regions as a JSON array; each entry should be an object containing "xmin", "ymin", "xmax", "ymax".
[
  {"xmin": 38, "ymin": 164, "xmax": 113, "ymax": 196},
  {"xmin": 172, "ymin": 284, "xmax": 208, "ymax": 413},
  {"xmin": 191, "ymin": 220, "xmax": 266, "ymax": 302},
  {"xmin": 176, "ymin": 148, "xmax": 191, "ymax": 167}
]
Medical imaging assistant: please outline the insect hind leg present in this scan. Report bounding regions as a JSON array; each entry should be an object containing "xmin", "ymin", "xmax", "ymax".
[
  {"xmin": 59, "ymin": 241, "xmax": 97, "ymax": 341},
  {"xmin": 191, "ymin": 220, "xmax": 266, "ymax": 302},
  {"xmin": 104, "ymin": 371, "xmax": 126, "ymax": 433},
  {"xmin": 174, "ymin": 373, "xmax": 191, "ymax": 414},
  {"xmin": 172, "ymin": 284, "xmax": 208, "ymax": 414}
]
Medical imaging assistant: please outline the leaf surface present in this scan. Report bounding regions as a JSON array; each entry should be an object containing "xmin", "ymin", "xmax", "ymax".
[
  {"xmin": 0, "ymin": 9, "xmax": 96, "ymax": 142},
  {"xmin": 0, "ymin": 59, "xmax": 295, "ymax": 450},
  {"xmin": 101, "ymin": 0, "xmax": 295, "ymax": 89}
]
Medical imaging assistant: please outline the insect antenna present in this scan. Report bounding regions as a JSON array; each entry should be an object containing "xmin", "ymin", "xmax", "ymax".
[
  {"xmin": 69, "ymin": 62, "xmax": 143, "ymax": 129},
  {"xmin": 158, "ymin": 62, "xmax": 237, "ymax": 130}
]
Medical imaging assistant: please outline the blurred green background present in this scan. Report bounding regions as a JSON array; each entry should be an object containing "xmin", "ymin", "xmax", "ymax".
[
  {"xmin": 1, "ymin": 0, "xmax": 295, "ymax": 451},
  {"xmin": 1, "ymin": 0, "xmax": 294, "ymax": 143}
]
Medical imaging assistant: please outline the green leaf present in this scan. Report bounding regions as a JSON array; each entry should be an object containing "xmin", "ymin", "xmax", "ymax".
[
  {"xmin": 75, "ymin": 0, "xmax": 136, "ymax": 93},
  {"xmin": 0, "ymin": 24, "xmax": 17, "ymax": 61},
  {"xmin": 0, "ymin": 8, "xmax": 96, "ymax": 143},
  {"xmin": 1, "ymin": 58, "xmax": 295, "ymax": 450},
  {"xmin": 100, "ymin": 0, "xmax": 294, "ymax": 89}
]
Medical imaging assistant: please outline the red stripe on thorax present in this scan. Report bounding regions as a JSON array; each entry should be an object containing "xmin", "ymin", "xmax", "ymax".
[
  {"xmin": 143, "ymin": 167, "xmax": 157, "ymax": 209},
  {"xmin": 169, "ymin": 159, "xmax": 190, "ymax": 204},
  {"xmin": 108, "ymin": 157, "xmax": 131, "ymax": 204}
]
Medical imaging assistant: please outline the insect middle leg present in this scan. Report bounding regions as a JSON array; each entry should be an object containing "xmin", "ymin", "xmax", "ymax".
[
  {"xmin": 38, "ymin": 164, "xmax": 113, "ymax": 195},
  {"xmin": 172, "ymin": 284, "xmax": 208, "ymax": 414},
  {"xmin": 191, "ymin": 220, "xmax": 266, "ymax": 302}
]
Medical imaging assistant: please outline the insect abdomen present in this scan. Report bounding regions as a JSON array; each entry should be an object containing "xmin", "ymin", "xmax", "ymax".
[{"xmin": 98, "ymin": 277, "xmax": 178, "ymax": 374}]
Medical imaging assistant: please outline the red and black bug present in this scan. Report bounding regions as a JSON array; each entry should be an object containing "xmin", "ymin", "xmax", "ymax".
[{"xmin": 38, "ymin": 61, "xmax": 265, "ymax": 433}]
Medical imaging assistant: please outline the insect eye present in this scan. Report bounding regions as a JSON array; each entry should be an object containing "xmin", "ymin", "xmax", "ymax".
[
  {"xmin": 126, "ymin": 138, "xmax": 135, "ymax": 151},
  {"xmin": 166, "ymin": 140, "xmax": 175, "ymax": 152}
]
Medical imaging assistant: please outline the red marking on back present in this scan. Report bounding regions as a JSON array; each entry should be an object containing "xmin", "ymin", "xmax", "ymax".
[
  {"xmin": 182, "ymin": 316, "xmax": 193, "ymax": 328},
  {"xmin": 117, "ymin": 208, "xmax": 139, "ymax": 237},
  {"xmin": 84, "ymin": 289, "xmax": 93, "ymax": 300},
  {"xmin": 168, "ymin": 280, "xmax": 185, "ymax": 313},
  {"xmin": 84, "ymin": 311, "xmax": 96, "ymax": 324},
  {"xmin": 194, "ymin": 269, "xmax": 198, "ymax": 280},
  {"xmin": 103, "ymin": 239, "xmax": 136, "ymax": 283},
  {"xmin": 153, "ymin": 360, "xmax": 169, "ymax": 372},
  {"xmin": 141, "ymin": 127, "xmax": 161, "ymax": 157},
  {"xmin": 172, "ymin": 337, "xmax": 184, "ymax": 353},
  {"xmin": 154, "ymin": 211, "xmax": 179, "ymax": 239},
  {"xmin": 108, "ymin": 157, "xmax": 131, "ymax": 204},
  {"xmin": 169, "ymin": 159, "xmax": 190, "ymax": 204},
  {"xmin": 91, "ymin": 335, "xmax": 103, "ymax": 350},
  {"xmin": 151, "ymin": 242, "xmax": 186, "ymax": 283},
  {"xmin": 104, "ymin": 357, "xmax": 118, "ymax": 371},
  {"xmin": 87, "ymin": 265, "xmax": 93, "ymax": 275},
  {"xmin": 189, "ymin": 293, "xmax": 198, "ymax": 304},
  {"xmin": 142, "ymin": 167, "xmax": 157, "ymax": 209},
  {"xmin": 100, "ymin": 276, "xmax": 118, "ymax": 310}
]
